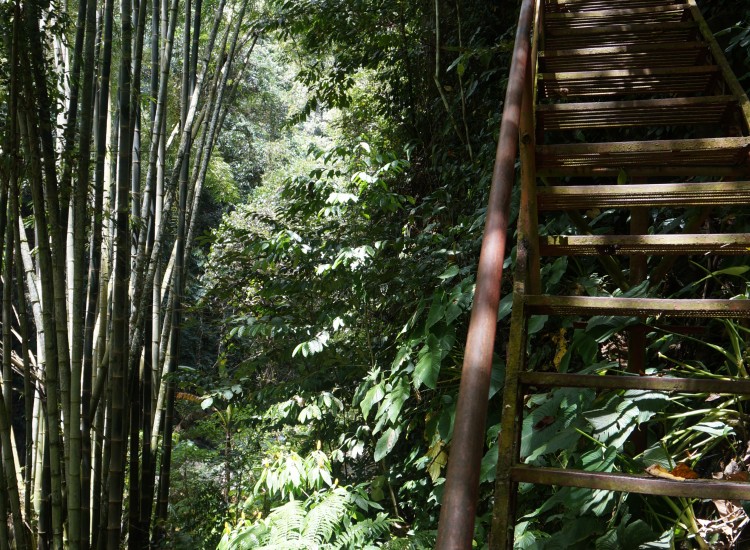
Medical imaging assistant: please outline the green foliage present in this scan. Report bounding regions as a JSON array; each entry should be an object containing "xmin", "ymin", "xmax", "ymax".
[
  {"xmin": 176, "ymin": 0, "xmax": 750, "ymax": 546},
  {"xmin": 218, "ymin": 487, "xmax": 393, "ymax": 549},
  {"xmin": 511, "ymin": 263, "xmax": 750, "ymax": 547},
  {"xmin": 218, "ymin": 444, "xmax": 394, "ymax": 550}
]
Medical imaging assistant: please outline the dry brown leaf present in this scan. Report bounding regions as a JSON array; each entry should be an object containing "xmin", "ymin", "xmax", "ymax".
[
  {"xmin": 671, "ymin": 463, "xmax": 699, "ymax": 479},
  {"xmin": 645, "ymin": 464, "xmax": 686, "ymax": 481},
  {"xmin": 726, "ymin": 471, "xmax": 749, "ymax": 482}
]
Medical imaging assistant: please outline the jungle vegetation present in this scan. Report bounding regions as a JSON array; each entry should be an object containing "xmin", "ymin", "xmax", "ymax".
[{"xmin": 0, "ymin": 0, "xmax": 750, "ymax": 548}]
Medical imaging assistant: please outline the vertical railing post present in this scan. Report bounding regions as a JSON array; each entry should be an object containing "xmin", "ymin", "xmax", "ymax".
[
  {"xmin": 435, "ymin": 1, "xmax": 536, "ymax": 548},
  {"xmin": 490, "ymin": 2, "xmax": 541, "ymax": 546}
]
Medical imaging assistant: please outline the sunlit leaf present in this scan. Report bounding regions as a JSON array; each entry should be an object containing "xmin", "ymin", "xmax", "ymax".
[
  {"xmin": 374, "ymin": 427, "xmax": 401, "ymax": 461},
  {"xmin": 414, "ymin": 334, "xmax": 441, "ymax": 389},
  {"xmin": 360, "ymin": 384, "xmax": 385, "ymax": 419},
  {"xmin": 438, "ymin": 265, "xmax": 459, "ymax": 280}
]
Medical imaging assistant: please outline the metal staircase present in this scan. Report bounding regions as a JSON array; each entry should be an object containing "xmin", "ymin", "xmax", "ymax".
[{"xmin": 436, "ymin": 0, "xmax": 750, "ymax": 548}]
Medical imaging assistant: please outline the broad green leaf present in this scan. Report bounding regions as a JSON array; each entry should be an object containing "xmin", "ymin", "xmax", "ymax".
[
  {"xmin": 691, "ymin": 421, "xmax": 733, "ymax": 437},
  {"xmin": 360, "ymin": 384, "xmax": 385, "ymax": 419},
  {"xmin": 438, "ymin": 402, "xmax": 456, "ymax": 440},
  {"xmin": 374, "ymin": 427, "xmax": 401, "ymax": 461},
  {"xmin": 544, "ymin": 517, "xmax": 605, "ymax": 549},
  {"xmin": 480, "ymin": 443, "xmax": 498, "ymax": 483},
  {"xmin": 497, "ymin": 293, "xmax": 514, "ymax": 321},
  {"xmin": 444, "ymin": 303, "xmax": 462, "ymax": 326},
  {"xmin": 521, "ymin": 388, "xmax": 592, "ymax": 460},
  {"xmin": 392, "ymin": 344, "xmax": 412, "ymax": 369},
  {"xmin": 528, "ymin": 315, "xmax": 548, "ymax": 335},
  {"xmin": 585, "ymin": 395, "xmax": 639, "ymax": 448},
  {"xmin": 541, "ymin": 256, "xmax": 567, "ymax": 288},
  {"xmin": 639, "ymin": 529, "xmax": 673, "ymax": 549},
  {"xmin": 438, "ymin": 265, "xmax": 459, "ymax": 280},
  {"xmin": 488, "ymin": 358, "xmax": 505, "ymax": 399},
  {"xmin": 573, "ymin": 330, "xmax": 598, "ymax": 365},
  {"xmin": 623, "ymin": 389, "xmax": 669, "ymax": 424},
  {"xmin": 425, "ymin": 292, "xmax": 446, "ymax": 331},
  {"xmin": 414, "ymin": 334, "xmax": 441, "ymax": 389},
  {"xmin": 385, "ymin": 378, "xmax": 410, "ymax": 423}
]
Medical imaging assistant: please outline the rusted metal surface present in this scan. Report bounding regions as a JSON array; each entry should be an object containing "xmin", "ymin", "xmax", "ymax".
[
  {"xmin": 537, "ymin": 136, "xmax": 750, "ymax": 174},
  {"xmin": 686, "ymin": 0, "xmax": 750, "ymax": 131},
  {"xmin": 537, "ymin": 165, "xmax": 750, "ymax": 178},
  {"xmin": 519, "ymin": 372, "xmax": 750, "ymax": 394},
  {"xmin": 489, "ymin": 291, "xmax": 528, "ymax": 550},
  {"xmin": 540, "ymin": 42, "xmax": 708, "ymax": 71},
  {"xmin": 540, "ymin": 233, "xmax": 750, "ymax": 255},
  {"xmin": 526, "ymin": 295, "xmax": 750, "ymax": 318},
  {"xmin": 546, "ymin": 0, "xmax": 685, "ymax": 13},
  {"xmin": 538, "ymin": 96, "xmax": 735, "ymax": 130},
  {"xmin": 489, "ymin": 3, "xmax": 543, "ymax": 545},
  {"xmin": 511, "ymin": 466, "xmax": 750, "ymax": 500},
  {"xmin": 545, "ymin": 4, "xmax": 689, "ymax": 29},
  {"xmin": 446, "ymin": 0, "xmax": 750, "ymax": 544},
  {"xmin": 539, "ymin": 65, "xmax": 720, "ymax": 98},
  {"xmin": 544, "ymin": 21, "xmax": 697, "ymax": 50},
  {"xmin": 537, "ymin": 181, "xmax": 750, "ymax": 210},
  {"xmin": 434, "ymin": 0, "xmax": 536, "ymax": 548}
]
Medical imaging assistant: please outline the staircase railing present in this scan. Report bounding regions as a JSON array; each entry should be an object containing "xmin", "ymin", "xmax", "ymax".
[{"xmin": 435, "ymin": 1, "xmax": 538, "ymax": 547}]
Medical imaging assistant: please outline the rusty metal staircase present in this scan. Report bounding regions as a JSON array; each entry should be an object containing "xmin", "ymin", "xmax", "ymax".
[{"xmin": 436, "ymin": 0, "xmax": 750, "ymax": 548}]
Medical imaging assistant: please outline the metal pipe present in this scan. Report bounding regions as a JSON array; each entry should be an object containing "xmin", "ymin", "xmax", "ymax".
[{"xmin": 435, "ymin": 0, "xmax": 536, "ymax": 547}]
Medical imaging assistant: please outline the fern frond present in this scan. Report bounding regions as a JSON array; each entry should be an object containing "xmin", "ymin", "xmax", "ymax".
[
  {"xmin": 217, "ymin": 520, "xmax": 268, "ymax": 550},
  {"xmin": 266, "ymin": 499, "xmax": 306, "ymax": 545},
  {"xmin": 301, "ymin": 487, "xmax": 350, "ymax": 545},
  {"xmin": 381, "ymin": 530, "xmax": 437, "ymax": 550},
  {"xmin": 332, "ymin": 512, "xmax": 394, "ymax": 549}
]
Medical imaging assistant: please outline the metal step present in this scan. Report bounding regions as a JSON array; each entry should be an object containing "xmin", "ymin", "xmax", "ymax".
[
  {"xmin": 538, "ymin": 96, "xmax": 735, "ymax": 131},
  {"xmin": 545, "ymin": 21, "xmax": 698, "ymax": 50},
  {"xmin": 540, "ymin": 233, "xmax": 750, "ymax": 256},
  {"xmin": 539, "ymin": 66, "xmax": 719, "ymax": 99},
  {"xmin": 519, "ymin": 372, "xmax": 750, "ymax": 394},
  {"xmin": 545, "ymin": 0, "xmax": 686, "ymax": 13},
  {"xmin": 525, "ymin": 295, "xmax": 750, "ymax": 318},
  {"xmin": 511, "ymin": 466, "xmax": 750, "ymax": 500},
  {"xmin": 537, "ymin": 137, "xmax": 750, "ymax": 176},
  {"xmin": 537, "ymin": 182, "xmax": 750, "ymax": 210},
  {"xmin": 539, "ymin": 42, "xmax": 709, "ymax": 72},
  {"xmin": 545, "ymin": 5, "xmax": 690, "ymax": 30}
]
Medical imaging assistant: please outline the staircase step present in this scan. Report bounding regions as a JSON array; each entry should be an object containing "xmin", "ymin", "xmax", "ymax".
[
  {"xmin": 540, "ymin": 42, "xmax": 709, "ymax": 72},
  {"xmin": 537, "ymin": 137, "xmax": 750, "ymax": 176},
  {"xmin": 511, "ymin": 466, "xmax": 750, "ymax": 500},
  {"xmin": 546, "ymin": 5, "xmax": 689, "ymax": 30},
  {"xmin": 546, "ymin": 0, "xmax": 685, "ymax": 13},
  {"xmin": 540, "ymin": 233, "xmax": 750, "ymax": 256},
  {"xmin": 545, "ymin": 21, "xmax": 697, "ymax": 50},
  {"xmin": 538, "ymin": 96, "xmax": 735, "ymax": 131},
  {"xmin": 537, "ymin": 182, "xmax": 750, "ymax": 210},
  {"xmin": 539, "ymin": 66, "xmax": 719, "ymax": 99},
  {"xmin": 525, "ymin": 295, "xmax": 750, "ymax": 318},
  {"xmin": 519, "ymin": 372, "xmax": 750, "ymax": 394}
]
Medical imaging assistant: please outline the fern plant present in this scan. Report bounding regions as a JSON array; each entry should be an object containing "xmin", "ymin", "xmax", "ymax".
[{"xmin": 218, "ymin": 486, "xmax": 393, "ymax": 549}]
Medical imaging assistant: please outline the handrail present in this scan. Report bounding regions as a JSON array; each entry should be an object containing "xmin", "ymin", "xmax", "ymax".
[{"xmin": 434, "ymin": 0, "xmax": 536, "ymax": 548}]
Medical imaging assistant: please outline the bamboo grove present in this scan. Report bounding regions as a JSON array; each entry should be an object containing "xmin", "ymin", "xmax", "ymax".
[{"xmin": 0, "ymin": 0, "xmax": 257, "ymax": 545}]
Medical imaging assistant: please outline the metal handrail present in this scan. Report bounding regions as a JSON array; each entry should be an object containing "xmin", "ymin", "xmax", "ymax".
[{"xmin": 435, "ymin": 0, "xmax": 536, "ymax": 548}]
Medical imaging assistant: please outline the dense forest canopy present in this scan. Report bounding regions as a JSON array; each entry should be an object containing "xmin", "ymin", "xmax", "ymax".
[{"xmin": 1, "ymin": 0, "xmax": 750, "ymax": 548}]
